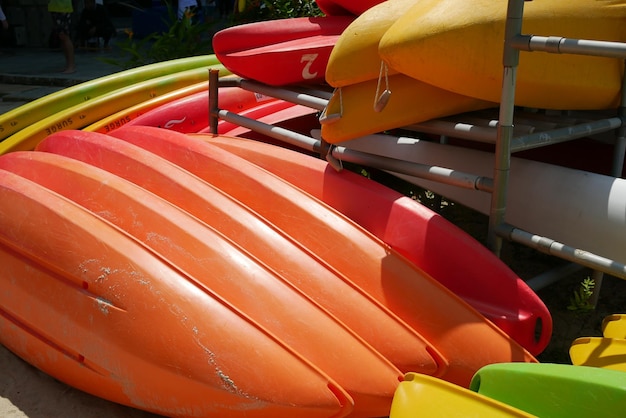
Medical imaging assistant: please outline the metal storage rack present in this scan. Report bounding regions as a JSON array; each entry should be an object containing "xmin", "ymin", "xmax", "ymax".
[
  {"xmin": 488, "ymin": 0, "xmax": 626, "ymax": 294},
  {"xmin": 208, "ymin": 0, "xmax": 626, "ymax": 292}
]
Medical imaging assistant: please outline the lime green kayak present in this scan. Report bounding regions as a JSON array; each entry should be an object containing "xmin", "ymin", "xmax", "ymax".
[
  {"xmin": 0, "ymin": 55, "xmax": 221, "ymax": 142},
  {"xmin": 470, "ymin": 363, "xmax": 626, "ymax": 418}
]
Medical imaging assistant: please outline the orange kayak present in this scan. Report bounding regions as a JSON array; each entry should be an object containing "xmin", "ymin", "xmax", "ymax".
[
  {"xmin": 0, "ymin": 150, "xmax": 404, "ymax": 417},
  {"xmin": 35, "ymin": 129, "xmax": 443, "ymax": 378},
  {"xmin": 0, "ymin": 167, "xmax": 352, "ymax": 418},
  {"xmin": 200, "ymin": 134, "xmax": 552, "ymax": 356},
  {"xmin": 0, "ymin": 126, "xmax": 537, "ymax": 416},
  {"xmin": 107, "ymin": 126, "xmax": 537, "ymax": 385}
]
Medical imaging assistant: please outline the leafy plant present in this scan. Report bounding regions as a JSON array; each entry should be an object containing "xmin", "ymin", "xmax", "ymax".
[
  {"xmin": 567, "ymin": 277, "xmax": 596, "ymax": 312},
  {"xmin": 235, "ymin": 0, "xmax": 323, "ymax": 23},
  {"xmin": 101, "ymin": 2, "xmax": 213, "ymax": 69}
]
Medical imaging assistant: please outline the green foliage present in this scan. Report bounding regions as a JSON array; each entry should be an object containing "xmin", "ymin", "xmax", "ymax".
[
  {"xmin": 567, "ymin": 277, "xmax": 596, "ymax": 312},
  {"xmin": 236, "ymin": 0, "xmax": 323, "ymax": 23},
  {"xmin": 102, "ymin": 3, "xmax": 213, "ymax": 69}
]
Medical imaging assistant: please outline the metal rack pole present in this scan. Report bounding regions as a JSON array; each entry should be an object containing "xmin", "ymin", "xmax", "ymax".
[
  {"xmin": 488, "ymin": 0, "xmax": 526, "ymax": 255},
  {"xmin": 208, "ymin": 69, "xmax": 220, "ymax": 134}
]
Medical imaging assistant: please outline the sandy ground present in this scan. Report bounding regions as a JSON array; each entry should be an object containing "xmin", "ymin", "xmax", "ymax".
[{"xmin": 0, "ymin": 344, "xmax": 160, "ymax": 417}]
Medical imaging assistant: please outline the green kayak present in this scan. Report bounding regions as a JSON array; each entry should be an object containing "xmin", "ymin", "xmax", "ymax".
[{"xmin": 470, "ymin": 363, "xmax": 626, "ymax": 418}]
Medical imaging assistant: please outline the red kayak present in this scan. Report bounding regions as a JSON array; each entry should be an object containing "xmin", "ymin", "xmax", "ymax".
[
  {"xmin": 315, "ymin": 0, "xmax": 384, "ymax": 16},
  {"xmin": 122, "ymin": 86, "xmax": 274, "ymax": 133},
  {"xmin": 213, "ymin": 16, "xmax": 353, "ymax": 86},
  {"xmin": 119, "ymin": 84, "xmax": 316, "ymax": 137}
]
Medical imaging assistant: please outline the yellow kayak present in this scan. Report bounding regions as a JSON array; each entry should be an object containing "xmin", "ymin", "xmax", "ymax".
[
  {"xmin": 320, "ymin": 73, "xmax": 494, "ymax": 143},
  {"xmin": 570, "ymin": 337, "xmax": 626, "ymax": 372},
  {"xmin": 379, "ymin": 0, "xmax": 626, "ymax": 109},
  {"xmin": 390, "ymin": 372, "xmax": 535, "ymax": 418},
  {"xmin": 603, "ymin": 314, "xmax": 626, "ymax": 339},
  {"xmin": 325, "ymin": 0, "xmax": 417, "ymax": 87}
]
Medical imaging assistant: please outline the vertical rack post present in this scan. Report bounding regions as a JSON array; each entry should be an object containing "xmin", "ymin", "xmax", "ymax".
[
  {"xmin": 612, "ymin": 64, "xmax": 626, "ymax": 178},
  {"xmin": 488, "ymin": 0, "xmax": 526, "ymax": 255},
  {"xmin": 208, "ymin": 68, "xmax": 220, "ymax": 134}
]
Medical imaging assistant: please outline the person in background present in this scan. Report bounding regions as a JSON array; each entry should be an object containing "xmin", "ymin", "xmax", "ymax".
[
  {"xmin": 217, "ymin": 0, "xmax": 234, "ymax": 19},
  {"xmin": 0, "ymin": 1, "xmax": 7, "ymax": 54},
  {"xmin": 48, "ymin": 0, "xmax": 75, "ymax": 73},
  {"xmin": 77, "ymin": 0, "xmax": 116, "ymax": 49},
  {"xmin": 0, "ymin": 2, "xmax": 8, "ymax": 31},
  {"xmin": 178, "ymin": 0, "xmax": 200, "ymax": 21}
]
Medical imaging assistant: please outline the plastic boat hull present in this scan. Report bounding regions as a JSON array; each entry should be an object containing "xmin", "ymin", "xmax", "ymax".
[
  {"xmin": 0, "ymin": 55, "xmax": 222, "ymax": 142},
  {"xmin": 201, "ymin": 134, "xmax": 552, "ymax": 355},
  {"xmin": 213, "ymin": 17, "xmax": 353, "ymax": 86},
  {"xmin": 390, "ymin": 372, "xmax": 534, "ymax": 418},
  {"xmin": 0, "ymin": 165, "xmax": 353, "ymax": 418},
  {"xmin": 470, "ymin": 363, "xmax": 626, "ymax": 418},
  {"xmin": 106, "ymin": 126, "xmax": 537, "ymax": 385},
  {"xmin": 0, "ymin": 65, "xmax": 229, "ymax": 155},
  {"xmin": 0, "ymin": 150, "xmax": 406, "ymax": 417},
  {"xmin": 339, "ymin": 132, "xmax": 626, "ymax": 266},
  {"xmin": 379, "ymin": 0, "xmax": 626, "ymax": 109}
]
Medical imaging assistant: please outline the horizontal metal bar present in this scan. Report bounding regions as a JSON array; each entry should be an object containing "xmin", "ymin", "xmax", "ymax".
[
  {"xmin": 511, "ymin": 117, "xmax": 622, "ymax": 152},
  {"xmin": 512, "ymin": 34, "xmax": 626, "ymax": 59},
  {"xmin": 217, "ymin": 109, "xmax": 321, "ymax": 152},
  {"xmin": 219, "ymin": 109, "xmax": 494, "ymax": 192},
  {"xmin": 406, "ymin": 116, "xmax": 622, "ymax": 151},
  {"xmin": 497, "ymin": 223, "xmax": 626, "ymax": 279},
  {"xmin": 406, "ymin": 119, "xmax": 534, "ymax": 144},
  {"xmin": 525, "ymin": 263, "xmax": 586, "ymax": 291},
  {"xmin": 405, "ymin": 120, "xmax": 499, "ymax": 143},
  {"xmin": 219, "ymin": 77, "xmax": 331, "ymax": 111},
  {"xmin": 330, "ymin": 147, "xmax": 494, "ymax": 193}
]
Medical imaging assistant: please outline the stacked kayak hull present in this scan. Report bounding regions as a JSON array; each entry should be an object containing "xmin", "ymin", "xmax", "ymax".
[
  {"xmin": 213, "ymin": 17, "xmax": 354, "ymax": 86},
  {"xmin": 0, "ymin": 65, "xmax": 229, "ymax": 155},
  {"xmin": 378, "ymin": 0, "xmax": 626, "ymax": 109},
  {"xmin": 320, "ymin": 0, "xmax": 494, "ymax": 143},
  {"xmin": 200, "ymin": 135, "xmax": 552, "ymax": 355},
  {"xmin": 106, "ymin": 126, "xmax": 536, "ymax": 384},
  {"xmin": 320, "ymin": 74, "xmax": 494, "ymax": 143},
  {"xmin": 103, "ymin": 86, "xmax": 276, "ymax": 134},
  {"xmin": 315, "ymin": 0, "xmax": 384, "ymax": 16},
  {"xmin": 325, "ymin": 0, "xmax": 414, "ymax": 87},
  {"xmin": 35, "ymin": 130, "xmax": 442, "ymax": 378},
  {"xmin": 0, "ymin": 168, "xmax": 352, "ymax": 418},
  {"xmin": 0, "ymin": 151, "xmax": 404, "ymax": 417},
  {"xmin": 84, "ymin": 81, "xmax": 210, "ymax": 134},
  {"xmin": 0, "ymin": 55, "xmax": 221, "ymax": 142},
  {"xmin": 0, "ymin": 126, "xmax": 537, "ymax": 416}
]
